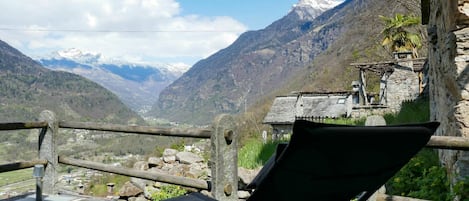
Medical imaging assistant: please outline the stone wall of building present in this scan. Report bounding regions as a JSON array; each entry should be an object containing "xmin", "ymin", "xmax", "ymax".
[
  {"xmin": 427, "ymin": 0, "xmax": 469, "ymax": 184},
  {"xmin": 385, "ymin": 66, "xmax": 420, "ymax": 112}
]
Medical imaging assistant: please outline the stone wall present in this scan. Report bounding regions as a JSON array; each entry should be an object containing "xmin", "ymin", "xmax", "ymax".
[
  {"xmin": 427, "ymin": 0, "xmax": 469, "ymax": 184},
  {"xmin": 385, "ymin": 66, "xmax": 420, "ymax": 112}
]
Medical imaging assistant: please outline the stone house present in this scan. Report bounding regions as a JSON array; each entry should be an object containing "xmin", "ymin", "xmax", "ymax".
[
  {"xmin": 421, "ymin": 0, "xmax": 469, "ymax": 185},
  {"xmin": 350, "ymin": 52, "xmax": 426, "ymax": 117},
  {"xmin": 263, "ymin": 53, "xmax": 426, "ymax": 135},
  {"xmin": 263, "ymin": 92, "xmax": 352, "ymax": 136}
]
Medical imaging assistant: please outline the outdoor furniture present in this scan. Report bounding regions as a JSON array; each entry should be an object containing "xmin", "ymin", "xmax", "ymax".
[{"xmin": 167, "ymin": 120, "xmax": 439, "ymax": 201}]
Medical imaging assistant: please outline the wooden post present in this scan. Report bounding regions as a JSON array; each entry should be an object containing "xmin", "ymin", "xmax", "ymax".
[
  {"xmin": 39, "ymin": 110, "xmax": 58, "ymax": 195},
  {"xmin": 210, "ymin": 114, "xmax": 238, "ymax": 201},
  {"xmin": 360, "ymin": 69, "xmax": 369, "ymax": 105}
]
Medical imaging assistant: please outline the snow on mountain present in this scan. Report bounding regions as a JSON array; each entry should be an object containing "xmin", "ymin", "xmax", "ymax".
[
  {"xmin": 292, "ymin": 0, "xmax": 344, "ymax": 19},
  {"xmin": 37, "ymin": 49, "xmax": 188, "ymax": 113},
  {"xmin": 294, "ymin": 0, "xmax": 343, "ymax": 10}
]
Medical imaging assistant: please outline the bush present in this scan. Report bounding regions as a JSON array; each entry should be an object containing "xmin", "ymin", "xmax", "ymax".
[
  {"xmin": 387, "ymin": 149, "xmax": 452, "ymax": 200},
  {"xmin": 151, "ymin": 185, "xmax": 187, "ymax": 201}
]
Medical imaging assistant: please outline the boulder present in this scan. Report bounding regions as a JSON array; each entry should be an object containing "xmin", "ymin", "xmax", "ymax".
[
  {"xmin": 163, "ymin": 149, "xmax": 178, "ymax": 163},
  {"xmin": 176, "ymin": 151, "xmax": 203, "ymax": 164},
  {"xmin": 133, "ymin": 161, "xmax": 149, "ymax": 171},
  {"xmin": 238, "ymin": 167, "xmax": 260, "ymax": 187},
  {"xmin": 238, "ymin": 190, "xmax": 251, "ymax": 199},
  {"xmin": 148, "ymin": 157, "xmax": 163, "ymax": 168},
  {"xmin": 119, "ymin": 181, "xmax": 143, "ymax": 198}
]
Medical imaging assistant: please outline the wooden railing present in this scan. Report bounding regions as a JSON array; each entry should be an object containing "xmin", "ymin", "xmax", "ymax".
[
  {"xmin": 1, "ymin": 111, "xmax": 469, "ymax": 201},
  {"xmin": 0, "ymin": 110, "xmax": 238, "ymax": 201}
]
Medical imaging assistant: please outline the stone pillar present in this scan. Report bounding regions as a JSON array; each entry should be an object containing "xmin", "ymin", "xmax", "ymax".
[
  {"xmin": 38, "ymin": 110, "xmax": 58, "ymax": 195},
  {"xmin": 427, "ymin": 0, "xmax": 469, "ymax": 187},
  {"xmin": 210, "ymin": 114, "xmax": 238, "ymax": 201}
]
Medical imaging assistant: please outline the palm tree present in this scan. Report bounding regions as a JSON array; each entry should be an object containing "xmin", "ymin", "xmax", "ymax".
[{"xmin": 380, "ymin": 13, "xmax": 422, "ymax": 58}]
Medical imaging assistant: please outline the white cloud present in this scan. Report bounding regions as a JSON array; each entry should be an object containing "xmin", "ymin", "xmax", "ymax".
[{"xmin": 0, "ymin": 0, "xmax": 247, "ymax": 65}]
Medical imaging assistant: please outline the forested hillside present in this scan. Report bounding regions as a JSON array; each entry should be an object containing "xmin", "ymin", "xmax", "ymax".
[{"xmin": 0, "ymin": 39, "xmax": 143, "ymax": 124}]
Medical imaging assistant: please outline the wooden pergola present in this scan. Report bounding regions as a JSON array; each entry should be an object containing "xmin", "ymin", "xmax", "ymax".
[{"xmin": 350, "ymin": 58, "xmax": 427, "ymax": 106}]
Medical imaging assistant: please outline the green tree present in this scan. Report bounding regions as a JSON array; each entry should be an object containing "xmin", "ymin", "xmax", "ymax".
[{"xmin": 380, "ymin": 13, "xmax": 422, "ymax": 57}]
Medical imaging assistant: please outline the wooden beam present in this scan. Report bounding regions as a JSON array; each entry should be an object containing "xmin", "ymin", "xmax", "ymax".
[
  {"xmin": 0, "ymin": 122, "xmax": 47, "ymax": 131},
  {"xmin": 59, "ymin": 121, "xmax": 212, "ymax": 138},
  {"xmin": 427, "ymin": 136, "xmax": 469, "ymax": 151},
  {"xmin": 0, "ymin": 160, "xmax": 48, "ymax": 173},
  {"xmin": 376, "ymin": 193, "xmax": 429, "ymax": 201},
  {"xmin": 58, "ymin": 156, "xmax": 209, "ymax": 190}
]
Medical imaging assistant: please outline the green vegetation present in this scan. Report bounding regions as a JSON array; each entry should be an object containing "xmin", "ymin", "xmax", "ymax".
[
  {"xmin": 387, "ymin": 149, "xmax": 452, "ymax": 200},
  {"xmin": 238, "ymin": 98, "xmax": 467, "ymax": 200},
  {"xmin": 380, "ymin": 13, "xmax": 422, "ymax": 57},
  {"xmin": 150, "ymin": 185, "xmax": 187, "ymax": 201},
  {"xmin": 238, "ymin": 140, "xmax": 282, "ymax": 169},
  {"xmin": 0, "ymin": 168, "xmax": 33, "ymax": 186},
  {"xmin": 86, "ymin": 173, "xmax": 129, "ymax": 196}
]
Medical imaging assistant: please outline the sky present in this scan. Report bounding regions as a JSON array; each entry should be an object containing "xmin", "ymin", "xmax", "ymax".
[{"xmin": 0, "ymin": 0, "xmax": 298, "ymax": 68}]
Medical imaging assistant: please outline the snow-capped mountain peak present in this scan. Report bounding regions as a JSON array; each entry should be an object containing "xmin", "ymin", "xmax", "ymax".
[
  {"xmin": 294, "ymin": 0, "xmax": 343, "ymax": 10},
  {"xmin": 56, "ymin": 48, "xmax": 102, "ymax": 64},
  {"xmin": 291, "ymin": 0, "xmax": 344, "ymax": 19}
]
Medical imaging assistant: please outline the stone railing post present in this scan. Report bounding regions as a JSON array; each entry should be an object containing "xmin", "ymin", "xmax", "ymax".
[
  {"xmin": 39, "ymin": 110, "xmax": 58, "ymax": 195},
  {"xmin": 365, "ymin": 115, "xmax": 387, "ymax": 201},
  {"xmin": 210, "ymin": 114, "xmax": 238, "ymax": 201}
]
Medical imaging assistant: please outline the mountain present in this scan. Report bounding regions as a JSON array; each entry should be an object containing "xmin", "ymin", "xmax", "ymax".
[
  {"xmin": 0, "ymin": 40, "xmax": 143, "ymax": 124},
  {"xmin": 37, "ymin": 48, "xmax": 187, "ymax": 113},
  {"xmin": 151, "ymin": 0, "xmax": 424, "ymax": 125}
]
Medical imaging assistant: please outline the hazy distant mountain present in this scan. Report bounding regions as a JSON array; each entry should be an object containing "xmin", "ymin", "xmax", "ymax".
[
  {"xmin": 151, "ymin": 0, "xmax": 424, "ymax": 125},
  {"xmin": 37, "ymin": 48, "xmax": 188, "ymax": 113},
  {"xmin": 0, "ymin": 41, "xmax": 143, "ymax": 124}
]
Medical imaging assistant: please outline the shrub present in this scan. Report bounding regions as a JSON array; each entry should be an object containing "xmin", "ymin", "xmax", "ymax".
[
  {"xmin": 386, "ymin": 149, "xmax": 451, "ymax": 200},
  {"xmin": 151, "ymin": 185, "xmax": 187, "ymax": 201}
]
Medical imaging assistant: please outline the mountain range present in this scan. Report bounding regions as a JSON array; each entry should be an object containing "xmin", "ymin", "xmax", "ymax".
[
  {"xmin": 0, "ymin": 40, "xmax": 143, "ymax": 124},
  {"xmin": 37, "ymin": 48, "xmax": 188, "ymax": 113},
  {"xmin": 150, "ymin": 0, "xmax": 424, "ymax": 124}
]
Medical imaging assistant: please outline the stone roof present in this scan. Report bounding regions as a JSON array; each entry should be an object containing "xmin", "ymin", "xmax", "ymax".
[
  {"xmin": 263, "ymin": 96, "xmax": 297, "ymax": 124},
  {"xmin": 263, "ymin": 94, "xmax": 348, "ymax": 124},
  {"xmin": 300, "ymin": 95, "xmax": 348, "ymax": 118}
]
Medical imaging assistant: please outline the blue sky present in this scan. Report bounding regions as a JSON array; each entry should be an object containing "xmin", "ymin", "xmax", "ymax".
[
  {"xmin": 178, "ymin": 0, "xmax": 298, "ymax": 30},
  {"xmin": 0, "ymin": 0, "xmax": 299, "ymax": 67}
]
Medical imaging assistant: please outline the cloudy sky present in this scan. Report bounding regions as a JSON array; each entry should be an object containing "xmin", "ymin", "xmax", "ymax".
[{"xmin": 0, "ymin": 0, "xmax": 298, "ymax": 67}]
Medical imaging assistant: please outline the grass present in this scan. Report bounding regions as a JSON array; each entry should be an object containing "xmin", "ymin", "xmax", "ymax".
[
  {"xmin": 238, "ymin": 140, "xmax": 282, "ymax": 169},
  {"xmin": 0, "ymin": 168, "xmax": 33, "ymax": 186},
  {"xmin": 86, "ymin": 173, "xmax": 129, "ymax": 196}
]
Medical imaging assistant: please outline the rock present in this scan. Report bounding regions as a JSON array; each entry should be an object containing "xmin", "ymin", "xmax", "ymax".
[
  {"xmin": 144, "ymin": 185, "xmax": 159, "ymax": 200},
  {"xmin": 364, "ymin": 115, "xmax": 386, "ymax": 126},
  {"xmin": 193, "ymin": 139, "xmax": 210, "ymax": 152},
  {"xmin": 176, "ymin": 151, "xmax": 203, "ymax": 164},
  {"xmin": 133, "ymin": 161, "xmax": 149, "ymax": 171},
  {"xmin": 130, "ymin": 177, "xmax": 151, "ymax": 190},
  {"xmin": 187, "ymin": 164, "xmax": 205, "ymax": 179},
  {"xmin": 135, "ymin": 196, "xmax": 148, "ymax": 201},
  {"xmin": 238, "ymin": 190, "xmax": 251, "ymax": 199},
  {"xmin": 163, "ymin": 149, "xmax": 178, "ymax": 163},
  {"xmin": 148, "ymin": 157, "xmax": 162, "ymax": 168},
  {"xmin": 238, "ymin": 167, "xmax": 260, "ymax": 187},
  {"xmin": 200, "ymin": 190, "xmax": 211, "ymax": 197},
  {"xmin": 168, "ymin": 164, "xmax": 187, "ymax": 177},
  {"xmin": 119, "ymin": 181, "xmax": 143, "ymax": 198}
]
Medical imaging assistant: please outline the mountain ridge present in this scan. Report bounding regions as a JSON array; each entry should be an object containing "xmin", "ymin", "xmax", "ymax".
[
  {"xmin": 37, "ymin": 49, "xmax": 187, "ymax": 112},
  {"xmin": 151, "ymin": 0, "xmax": 347, "ymax": 124},
  {"xmin": 151, "ymin": 0, "xmax": 424, "ymax": 125},
  {"xmin": 0, "ymin": 40, "xmax": 143, "ymax": 124}
]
